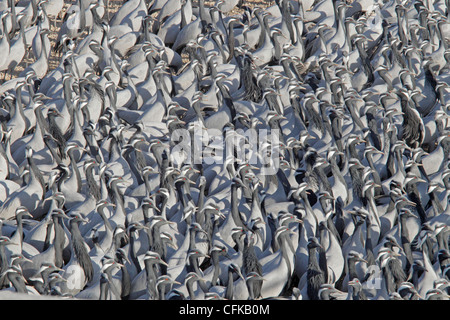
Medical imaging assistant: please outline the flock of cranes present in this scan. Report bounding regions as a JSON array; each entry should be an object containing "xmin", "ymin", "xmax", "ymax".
[{"xmin": 0, "ymin": 0, "xmax": 449, "ymax": 300}]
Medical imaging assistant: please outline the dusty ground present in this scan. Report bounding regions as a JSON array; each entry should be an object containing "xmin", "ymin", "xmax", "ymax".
[{"xmin": 8, "ymin": 0, "xmax": 273, "ymax": 80}]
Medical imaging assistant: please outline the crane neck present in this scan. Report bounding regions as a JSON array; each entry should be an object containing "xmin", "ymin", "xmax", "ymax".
[
  {"xmin": 106, "ymin": 268, "xmax": 122, "ymax": 299},
  {"xmin": 247, "ymin": 280, "xmax": 256, "ymax": 300},
  {"xmin": 0, "ymin": 245, "xmax": 8, "ymax": 273},
  {"xmin": 347, "ymin": 258, "xmax": 359, "ymax": 280},
  {"xmin": 9, "ymin": 272, "xmax": 28, "ymax": 293},
  {"xmin": 175, "ymin": 180, "xmax": 188, "ymax": 209},
  {"xmin": 7, "ymin": 0, "xmax": 17, "ymax": 39},
  {"xmin": 210, "ymin": 250, "xmax": 221, "ymax": 286},
  {"xmin": 27, "ymin": 153, "xmax": 46, "ymax": 197},
  {"xmin": 129, "ymin": 230, "xmax": 142, "ymax": 274},
  {"xmin": 231, "ymin": 184, "xmax": 246, "ymax": 229},
  {"xmin": 120, "ymin": 263, "xmax": 131, "ymax": 300},
  {"xmin": 186, "ymin": 279, "xmax": 197, "ymax": 300},
  {"xmin": 14, "ymin": 85, "xmax": 27, "ymax": 127},
  {"xmin": 68, "ymin": 151, "xmax": 83, "ymax": 193},
  {"xmin": 254, "ymin": 11, "xmax": 267, "ymax": 49},
  {"xmin": 351, "ymin": 284, "xmax": 363, "ymax": 300},
  {"xmin": 69, "ymin": 219, "xmax": 84, "ymax": 243},
  {"xmin": 279, "ymin": 233, "xmax": 295, "ymax": 283},
  {"xmin": 144, "ymin": 259, "xmax": 158, "ymax": 283},
  {"xmin": 188, "ymin": 254, "xmax": 202, "ymax": 275},
  {"xmin": 52, "ymin": 216, "xmax": 65, "ymax": 268},
  {"xmin": 98, "ymin": 206, "xmax": 113, "ymax": 231},
  {"xmin": 158, "ymin": 283, "xmax": 168, "ymax": 300},
  {"xmin": 13, "ymin": 214, "xmax": 26, "ymax": 248},
  {"xmin": 85, "ymin": 165, "xmax": 101, "ymax": 202},
  {"xmin": 79, "ymin": 0, "xmax": 87, "ymax": 34},
  {"xmin": 42, "ymin": 220, "xmax": 53, "ymax": 252},
  {"xmin": 398, "ymin": 214, "xmax": 411, "ymax": 242},
  {"xmin": 226, "ymin": 21, "xmax": 237, "ymax": 62},
  {"xmin": 225, "ymin": 269, "xmax": 234, "ymax": 300},
  {"xmin": 307, "ymin": 246, "xmax": 320, "ymax": 272},
  {"xmin": 383, "ymin": 262, "xmax": 396, "ymax": 294}
]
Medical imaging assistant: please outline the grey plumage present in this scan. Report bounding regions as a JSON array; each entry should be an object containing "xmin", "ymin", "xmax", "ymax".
[{"xmin": 0, "ymin": 0, "xmax": 448, "ymax": 302}]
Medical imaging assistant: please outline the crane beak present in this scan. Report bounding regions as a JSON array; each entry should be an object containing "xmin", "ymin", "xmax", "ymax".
[
  {"xmin": 159, "ymin": 260, "xmax": 169, "ymax": 267},
  {"xmin": 44, "ymin": 194, "xmax": 55, "ymax": 202},
  {"xmin": 406, "ymin": 200, "xmax": 417, "ymax": 207},
  {"xmin": 198, "ymin": 228, "xmax": 209, "ymax": 237},
  {"xmin": 54, "ymin": 110, "xmax": 64, "ymax": 118},
  {"xmin": 358, "ymin": 257, "xmax": 368, "ymax": 264},
  {"xmin": 236, "ymin": 270, "xmax": 245, "ymax": 280},
  {"xmin": 23, "ymin": 212, "xmax": 34, "ymax": 219},
  {"xmin": 38, "ymin": 94, "xmax": 51, "ymax": 100},
  {"xmin": 121, "ymin": 255, "xmax": 131, "ymax": 264},
  {"xmin": 168, "ymin": 242, "xmax": 178, "ymax": 250},
  {"xmin": 59, "ymin": 212, "xmax": 71, "ymax": 220},
  {"xmin": 21, "ymin": 256, "xmax": 33, "ymax": 264}
]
